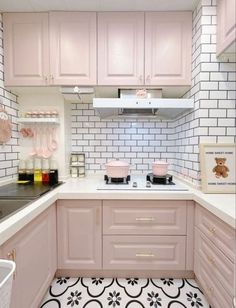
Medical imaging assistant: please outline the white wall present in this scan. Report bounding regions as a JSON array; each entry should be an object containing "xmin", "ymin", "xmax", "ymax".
[{"xmin": 17, "ymin": 88, "xmax": 71, "ymax": 179}]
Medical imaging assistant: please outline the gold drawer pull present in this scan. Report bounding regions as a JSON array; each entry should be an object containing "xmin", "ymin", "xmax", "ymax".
[
  {"xmin": 136, "ymin": 217, "xmax": 155, "ymax": 222},
  {"xmin": 136, "ymin": 253, "xmax": 155, "ymax": 258},
  {"xmin": 7, "ymin": 249, "xmax": 16, "ymax": 279},
  {"xmin": 208, "ymin": 227, "xmax": 216, "ymax": 234},
  {"xmin": 7, "ymin": 249, "xmax": 16, "ymax": 262},
  {"xmin": 207, "ymin": 287, "xmax": 214, "ymax": 294},
  {"xmin": 207, "ymin": 255, "xmax": 215, "ymax": 265}
]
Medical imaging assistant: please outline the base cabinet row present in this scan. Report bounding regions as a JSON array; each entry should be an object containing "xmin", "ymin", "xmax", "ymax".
[
  {"xmin": 0, "ymin": 199, "xmax": 234, "ymax": 308},
  {"xmin": 57, "ymin": 200, "xmax": 193, "ymax": 271}
]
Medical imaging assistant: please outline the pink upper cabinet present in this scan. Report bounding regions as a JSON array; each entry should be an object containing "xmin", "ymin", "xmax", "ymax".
[
  {"xmin": 145, "ymin": 12, "xmax": 192, "ymax": 86},
  {"xmin": 217, "ymin": 0, "xmax": 236, "ymax": 56},
  {"xmin": 98, "ymin": 12, "xmax": 145, "ymax": 85},
  {"xmin": 49, "ymin": 12, "xmax": 97, "ymax": 85},
  {"xmin": 3, "ymin": 13, "xmax": 49, "ymax": 86}
]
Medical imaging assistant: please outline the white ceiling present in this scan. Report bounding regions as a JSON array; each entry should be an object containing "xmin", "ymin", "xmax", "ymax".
[{"xmin": 0, "ymin": 0, "xmax": 199, "ymax": 12}]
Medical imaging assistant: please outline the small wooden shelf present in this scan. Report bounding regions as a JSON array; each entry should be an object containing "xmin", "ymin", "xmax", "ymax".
[{"xmin": 18, "ymin": 118, "xmax": 60, "ymax": 124}]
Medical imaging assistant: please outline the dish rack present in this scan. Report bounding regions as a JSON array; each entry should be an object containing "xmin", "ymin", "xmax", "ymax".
[{"xmin": 70, "ymin": 153, "xmax": 85, "ymax": 177}]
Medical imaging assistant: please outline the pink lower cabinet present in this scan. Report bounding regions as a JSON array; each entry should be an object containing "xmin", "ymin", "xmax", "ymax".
[
  {"xmin": 194, "ymin": 204, "xmax": 235, "ymax": 308},
  {"xmin": 57, "ymin": 200, "xmax": 102, "ymax": 269},
  {"xmin": 194, "ymin": 254, "xmax": 232, "ymax": 308},
  {"xmin": 103, "ymin": 200, "xmax": 187, "ymax": 235},
  {"xmin": 103, "ymin": 200, "xmax": 194, "ymax": 272},
  {"xmin": 1, "ymin": 205, "xmax": 57, "ymax": 308},
  {"xmin": 103, "ymin": 235, "xmax": 186, "ymax": 270}
]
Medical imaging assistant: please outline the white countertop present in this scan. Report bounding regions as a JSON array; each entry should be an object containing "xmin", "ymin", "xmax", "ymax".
[{"xmin": 0, "ymin": 175, "xmax": 235, "ymax": 246}]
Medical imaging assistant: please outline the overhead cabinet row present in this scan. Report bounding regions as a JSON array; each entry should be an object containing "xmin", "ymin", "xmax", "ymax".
[{"xmin": 3, "ymin": 12, "xmax": 192, "ymax": 86}]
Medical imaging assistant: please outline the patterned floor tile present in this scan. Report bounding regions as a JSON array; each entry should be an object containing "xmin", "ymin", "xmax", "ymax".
[{"xmin": 40, "ymin": 277, "xmax": 210, "ymax": 308}]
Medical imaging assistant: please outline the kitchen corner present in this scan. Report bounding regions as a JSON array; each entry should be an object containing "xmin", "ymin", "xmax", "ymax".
[{"xmin": 0, "ymin": 0, "xmax": 236, "ymax": 307}]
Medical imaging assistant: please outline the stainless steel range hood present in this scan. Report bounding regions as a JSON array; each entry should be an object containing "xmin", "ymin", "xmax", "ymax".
[{"xmin": 93, "ymin": 89, "xmax": 194, "ymax": 119}]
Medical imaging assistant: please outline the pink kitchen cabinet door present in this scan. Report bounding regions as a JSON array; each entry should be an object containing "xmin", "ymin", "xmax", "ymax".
[
  {"xmin": 103, "ymin": 200, "xmax": 187, "ymax": 235},
  {"xmin": 3, "ymin": 13, "xmax": 49, "ymax": 86},
  {"xmin": 57, "ymin": 200, "xmax": 102, "ymax": 269},
  {"xmin": 103, "ymin": 235, "xmax": 186, "ymax": 270},
  {"xmin": 98, "ymin": 12, "xmax": 144, "ymax": 85},
  {"xmin": 49, "ymin": 12, "xmax": 97, "ymax": 85},
  {"xmin": 1, "ymin": 205, "xmax": 57, "ymax": 308},
  {"xmin": 145, "ymin": 12, "xmax": 192, "ymax": 86},
  {"xmin": 195, "ymin": 204, "xmax": 235, "ymax": 263},
  {"xmin": 217, "ymin": 0, "xmax": 236, "ymax": 55}
]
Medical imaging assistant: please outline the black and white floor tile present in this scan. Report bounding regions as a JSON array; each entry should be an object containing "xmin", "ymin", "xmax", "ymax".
[{"xmin": 41, "ymin": 278, "xmax": 210, "ymax": 308}]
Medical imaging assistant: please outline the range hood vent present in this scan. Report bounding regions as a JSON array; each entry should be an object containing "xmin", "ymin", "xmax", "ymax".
[{"xmin": 93, "ymin": 89, "xmax": 194, "ymax": 120}]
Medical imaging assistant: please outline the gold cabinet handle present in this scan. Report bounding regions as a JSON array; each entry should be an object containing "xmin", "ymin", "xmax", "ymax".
[
  {"xmin": 7, "ymin": 249, "xmax": 16, "ymax": 262},
  {"xmin": 207, "ymin": 287, "xmax": 214, "ymax": 294},
  {"xmin": 136, "ymin": 253, "xmax": 155, "ymax": 258},
  {"xmin": 208, "ymin": 226, "xmax": 216, "ymax": 234},
  {"xmin": 139, "ymin": 75, "xmax": 143, "ymax": 82},
  {"xmin": 136, "ymin": 217, "xmax": 155, "ymax": 222},
  {"xmin": 7, "ymin": 249, "xmax": 16, "ymax": 279},
  {"xmin": 207, "ymin": 255, "xmax": 215, "ymax": 265},
  {"xmin": 44, "ymin": 75, "xmax": 48, "ymax": 82}
]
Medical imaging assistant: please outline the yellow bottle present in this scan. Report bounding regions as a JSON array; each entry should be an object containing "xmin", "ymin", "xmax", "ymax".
[{"xmin": 34, "ymin": 158, "xmax": 42, "ymax": 182}]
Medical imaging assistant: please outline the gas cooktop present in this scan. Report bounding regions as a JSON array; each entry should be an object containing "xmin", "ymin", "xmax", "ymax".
[{"xmin": 97, "ymin": 175, "xmax": 188, "ymax": 191}]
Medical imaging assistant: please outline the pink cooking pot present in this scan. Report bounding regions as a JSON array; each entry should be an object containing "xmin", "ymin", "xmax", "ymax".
[
  {"xmin": 105, "ymin": 159, "xmax": 130, "ymax": 178},
  {"xmin": 152, "ymin": 160, "xmax": 169, "ymax": 176}
]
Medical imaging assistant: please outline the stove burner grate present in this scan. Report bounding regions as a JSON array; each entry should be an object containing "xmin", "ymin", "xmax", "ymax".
[
  {"xmin": 104, "ymin": 175, "xmax": 131, "ymax": 184},
  {"xmin": 146, "ymin": 173, "xmax": 175, "ymax": 185}
]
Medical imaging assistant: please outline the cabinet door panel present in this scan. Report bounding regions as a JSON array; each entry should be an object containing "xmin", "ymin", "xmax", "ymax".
[
  {"xmin": 2, "ymin": 206, "xmax": 56, "ymax": 308},
  {"xmin": 145, "ymin": 12, "xmax": 192, "ymax": 86},
  {"xmin": 217, "ymin": 0, "xmax": 236, "ymax": 55},
  {"xmin": 3, "ymin": 13, "xmax": 49, "ymax": 86},
  {"xmin": 194, "ymin": 253, "xmax": 232, "ymax": 308},
  {"xmin": 57, "ymin": 200, "xmax": 102, "ymax": 269},
  {"xmin": 98, "ymin": 12, "xmax": 144, "ymax": 85},
  {"xmin": 103, "ymin": 235, "xmax": 186, "ymax": 270},
  {"xmin": 50, "ymin": 12, "xmax": 97, "ymax": 85},
  {"xmin": 195, "ymin": 228, "xmax": 234, "ymax": 296},
  {"xmin": 195, "ymin": 205, "xmax": 235, "ymax": 262},
  {"xmin": 103, "ymin": 200, "xmax": 187, "ymax": 235}
]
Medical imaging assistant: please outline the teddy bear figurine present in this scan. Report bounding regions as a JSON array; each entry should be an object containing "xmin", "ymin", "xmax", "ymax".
[{"xmin": 212, "ymin": 157, "xmax": 229, "ymax": 178}]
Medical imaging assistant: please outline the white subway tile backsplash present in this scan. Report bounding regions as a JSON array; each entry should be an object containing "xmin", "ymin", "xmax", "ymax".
[
  {"xmin": 209, "ymin": 90, "xmax": 227, "ymax": 99},
  {"xmin": 228, "ymin": 72, "xmax": 236, "ymax": 81},
  {"xmin": 200, "ymin": 81, "xmax": 218, "ymax": 90},
  {"xmin": 227, "ymin": 91, "xmax": 236, "ymax": 99},
  {"xmin": 209, "ymin": 127, "xmax": 226, "ymax": 135},
  {"xmin": 219, "ymin": 81, "xmax": 236, "ymax": 91},
  {"xmin": 201, "ymin": 62, "xmax": 219, "ymax": 71},
  {"xmin": 227, "ymin": 127, "xmax": 236, "ymax": 135},
  {"xmin": 200, "ymin": 118, "xmax": 217, "ymax": 126},
  {"xmin": 218, "ymin": 118, "xmax": 235, "ymax": 126},
  {"xmin": 209, "ymin": 109, "xmax": 227, "ymax": 117},
  {"xmin": 201, "ymin": 6, "xmax": 216, "ymax": 16},
  {"xmin": 217, "ymin": 136, "xmax": 235, "ymax": 143}
]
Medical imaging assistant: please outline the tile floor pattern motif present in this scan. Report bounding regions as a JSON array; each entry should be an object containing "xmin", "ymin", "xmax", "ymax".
[{"xmin": 41, "ymin": 278, "xmax": 210, "ymax": 308}]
